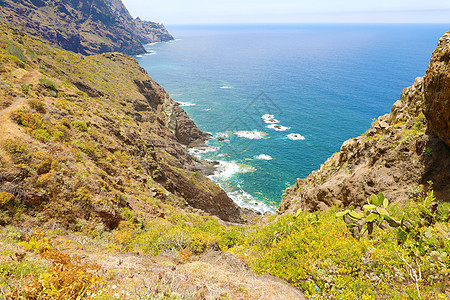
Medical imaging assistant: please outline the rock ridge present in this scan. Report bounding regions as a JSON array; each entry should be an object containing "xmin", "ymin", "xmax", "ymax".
[{"xmin": 0, "ymin": 0, "xmax": 174, "ymax": 56}]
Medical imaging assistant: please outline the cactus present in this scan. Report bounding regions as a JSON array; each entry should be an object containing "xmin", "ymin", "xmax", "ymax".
[{"xmin": 336, "ymin": 193, "xmax": 411, "ymax": 243}]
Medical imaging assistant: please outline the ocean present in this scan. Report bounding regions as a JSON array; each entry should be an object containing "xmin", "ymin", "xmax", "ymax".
[{"xmin": 135, "ymin": 24, "xmax": 449, "ymax": 213}]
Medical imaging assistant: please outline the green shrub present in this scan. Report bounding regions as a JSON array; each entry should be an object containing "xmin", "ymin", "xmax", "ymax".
[
  {"xmin": 32, "ymin": 129, "xmax": 52, "ymax": 141},
  {"xmin": 0, "ymin": 192, "xmax": 14, "ymax": 208},
  {"xmin": 6, "ymin": 42, "xmax": 27, "ymax": 62},
  {"xmin": 1, "ymin": 139, "xmax": 30, "ymax": 163},
  {"xmin": 11, "ymin": 109, "xmax": 45, "ymax": 130},
  {"xmin": 21, "ymin": 84, "xmax": 30, "ymax": 95},
  {"xmin": 72, "ymin": 120, "xmax": 88, "ymax": 132},
  {"xmin": 50, "ymin": 123, "xmax": 69, "ymax": 141},
  {"xmin": 39, "ymin": 78, "xmax": 57, "ymax": 92},
  {"xmin": 28, "ymin": 99, "xmax": 46, "ymax": 113},
  {"xmin": 423, "ymin": 147, "xmax": 432, "ymax": 156}
]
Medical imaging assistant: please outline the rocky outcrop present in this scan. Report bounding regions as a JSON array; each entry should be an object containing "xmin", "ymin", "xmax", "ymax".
[
  {"xmin": 424, "ymin": 31, "xmax": 450, "ymax": 147},
  {"xmin": 0, "ymin": 0, "xmax": 173, "ymax": 56},
  {"xmin": 174, "ymin": 104, "xmax": 212, "ymax": 146},
  {"xmin": 279, "ymin": 33, "xmax": 450, "ymax": 215}
]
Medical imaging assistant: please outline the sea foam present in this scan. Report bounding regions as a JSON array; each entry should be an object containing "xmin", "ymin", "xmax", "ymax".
[
  {"xmin": 262, "ymin": 114, "xmax": 280, "ymax": 124},
  {"xmin": 188, "ymin": 145, "xmax": 219, "ymax": 158},
  {"xmin": 176, "ymin": 101, "xmax": 196, "ymax": 107},
  {"xmin": 254, "ymin": 154, "xmax": 273, "ymax": 160},
  {"xmin": 234, "ymin": 131, "xmax": 267, "ymax": 139},
  {"xmin": 228, "ymin": 186, "xmax": 275, "ymax": 214},
  {"xmin": 287, "ymin": 133, "xmax": 306, "ymax": 141},
  {"xmin": 208, "ymin": 160, "xmax": 254, "ymax": 180}
]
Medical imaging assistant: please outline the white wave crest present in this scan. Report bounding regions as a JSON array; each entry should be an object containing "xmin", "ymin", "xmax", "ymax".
[
  {"xmin": 228, "ymin": 187, "xmax": 275, "ymax": 214},
  {"xmin": 208, "ymin": 161, "xmax": 254, "ymax": 180},
  {"xmin": 266, "ymin": 124, "xmax": 290, "ymax": 131},
  {"xmin": 176, "ymin": 101, "xmax": 196, "ymax": 107},
  {"xmin": 188, "ymin": 146, "xmax": 219, "ymax": 158},
  {"xmin": 234, "ymin": 131, "xmax": 267, "ymax": 139},
  {"xmin": 262, "ymin": 114, "xmax": 279, "ymax": 124},
  {"xmin": 254, "ymin": 154, "xmax": 273, "ymax": 160},
  {"xmin": 287, "ymin": 133, "xmax": 306, "ymax": 141},
  {"xmin": 216, "ymin": 132, "xmax": 230, "ymax": 138}
]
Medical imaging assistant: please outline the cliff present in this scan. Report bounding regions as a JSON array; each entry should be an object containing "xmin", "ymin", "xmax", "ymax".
[
  {"xmin": 279, "ymin": 32, "xmax": 450, "ymax": 214},
  {"xmin": 0, "ymin": 0, "xmax": 174, "ymax": 56},
  {"xmin": 0, "ymin": 21, "xmax": 243, "ymax": 230}
]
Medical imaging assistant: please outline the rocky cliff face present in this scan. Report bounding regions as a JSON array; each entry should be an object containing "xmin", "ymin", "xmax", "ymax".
[
  {"xmin": 0, "ymin": 22, "xmax": 242, "ymax": 229},
  {"xmin": 424, "ymin": 32, "xmax": 450, "ymax": 147},
  {"xmin": 279, "ymin": 32, "xmax": 450, "ymax": 215},
  {"xmin": 0, "ymin": 0, "xmax": 173, "ymax": 56}
]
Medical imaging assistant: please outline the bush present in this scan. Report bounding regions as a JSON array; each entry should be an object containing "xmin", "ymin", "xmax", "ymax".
[
  {"xmin": 11, "ymin": 109, "xmax": 45, "ymax": 130},
  {"xmin": 72, "ymin": 120, "xmax": 88, "ymax": 132},
  {"xmin": 29, "ymin": 99, "xmax": 46, "ymax": 113},
  {"xmin": 6, "ymin": 42, "xmax": 27, "ymax": 62},
  {"xmin": 32, "ymin": 128, "xmax": 52, "ymax": 141},
  {"xmin": 0, "ymin": 192, "xmax": 14, "ymax": 208},
  {"xmin": 39, "ymin": 78, "xmax": 57, "ymax": 92},
  {"xmin": 1, "ymin": 139, "xmax": 30, "ymax": 163}
]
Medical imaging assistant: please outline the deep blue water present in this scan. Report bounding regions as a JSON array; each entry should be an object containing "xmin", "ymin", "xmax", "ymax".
[{"xmin": 135, "ymin": 24, "xmax": 449, "ymax": 213}]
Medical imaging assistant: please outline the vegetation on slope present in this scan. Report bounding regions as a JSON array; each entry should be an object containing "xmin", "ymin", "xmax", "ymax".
[
  {"xmin": 1, "ymin": 185, "xmax": 448, "ymax": 299},
  {"xmin": 0, "ymin": 21, "xmax": 242, "ymax": 233}
]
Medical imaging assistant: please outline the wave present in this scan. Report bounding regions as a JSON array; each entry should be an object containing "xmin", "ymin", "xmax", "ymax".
[
  {"xmin": 216, "ymin": 132, "xmax": 230, "ymax": 138},
  {"xmin": 228, "ymin": 187, "xmax": 275, "ymax": 214},
  {"xmin": 207, "ymin": 163, "xmax": 273, "ymax": 214},
  {"xmin": 220, "ymin": 86, "xmax": 233, "ymax": 89},
  {"xmin": 287, "ymin": 133, "xmax": 306, "ymax": 141},
  {"xmin": 266, "ymin": 124, "xmax": 290, "ymax": 131},
  {"xmin": 208, "ymin": 160, "xmax": 254, "ymax": 180},
  {"xmin": 234, "ymin": 131, "xmax": 267, "ymax": 139},
  {"xmin": 176, "ymin": 101, "xmax": 196, "ymax": 107},
  {"xmin": 262, "ymin": 114, "xmax": 280, "ymax": 124},
  {"xmin": 188, "ymin": 145, "xmax": 219, "ymax": 158},
  {"xmin": 254, "ymin": 154, "xmax": 273, "ymax": 160},
  {"xmin": 203, "ymin": 108, "xmax": 211, "ymax": 111}
]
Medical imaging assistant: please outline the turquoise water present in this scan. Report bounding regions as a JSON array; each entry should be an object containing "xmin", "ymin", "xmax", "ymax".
[{"xmin": 135, "ymin": 24, "xmax": 449, "ymax": 213}]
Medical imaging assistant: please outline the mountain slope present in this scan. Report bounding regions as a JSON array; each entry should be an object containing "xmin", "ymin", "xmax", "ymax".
[
  {"xmin": 0, "ymin": 21, "xmax": 242, "ymax": 230},
  {"xmin": 279, "ymin": 32, "xmax": 450, "ymax": 214},
  {"xmin": 0, "ymin": 0, "xmax": 173, "ymax": 55}
]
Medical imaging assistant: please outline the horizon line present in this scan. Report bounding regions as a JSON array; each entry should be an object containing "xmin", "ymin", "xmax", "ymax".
[{"xmin": 164, "ymin": 22, "xmax": 450, "ymax": 26}]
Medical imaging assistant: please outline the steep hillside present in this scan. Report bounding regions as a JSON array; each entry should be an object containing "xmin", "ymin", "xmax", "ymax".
[
  {"xmin": 279, "ymin": 32, "xmax": 450, "ymax": 214},
  {"xmin": 0, "ymin": 0, "xmax": 173, "ymax": 55},
  {"xmin": 0, "ymin": 21, "xmax": 243, "ymax": 231}
]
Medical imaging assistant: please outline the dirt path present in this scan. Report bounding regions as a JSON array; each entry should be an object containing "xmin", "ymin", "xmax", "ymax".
[
  {"xmin": 0, "ymin": 97, "xmax": 26, "ymax": 118},
  {"xmin": 19, "ymin": 68, "xmax": 40, "ymax": 85},
  {"xmin": 0, "ymin": 68, "xmax": 40, "ymax": 117},
  {"xmin": 65, "ymin": 235, "xmax": 305, "ymax": 300}
]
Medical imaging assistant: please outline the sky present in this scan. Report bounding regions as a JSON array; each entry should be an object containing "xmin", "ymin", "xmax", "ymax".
[{"xmin": 121, "ymin": 0, "xmax": 450, "ymax": 24}]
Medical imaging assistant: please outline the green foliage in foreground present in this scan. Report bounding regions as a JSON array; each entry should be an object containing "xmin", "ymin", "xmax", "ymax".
[
  {"xmin": 102, "ymin": 187, "xmax": 449, "ymax": 299},
  {"xmin": 231, "ymin": 192, "xmax": 449, "ymax": 299}
]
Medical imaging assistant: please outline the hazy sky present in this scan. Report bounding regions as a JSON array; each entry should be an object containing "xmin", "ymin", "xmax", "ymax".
[{"xmin": 121, "ymin": 0, "xmax": 450, "ymax": 24}]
